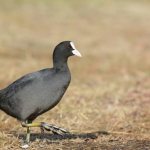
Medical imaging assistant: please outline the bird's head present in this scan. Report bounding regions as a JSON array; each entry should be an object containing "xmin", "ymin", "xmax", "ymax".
[{"xmin": 53, "ymin": 41, "xmax": 82, "ymax": 59}]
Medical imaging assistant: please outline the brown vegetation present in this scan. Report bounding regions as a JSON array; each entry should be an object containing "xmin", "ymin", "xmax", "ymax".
[{"xmin": 0, "ymin": 0, "xmax": 150, "ymax": 149}]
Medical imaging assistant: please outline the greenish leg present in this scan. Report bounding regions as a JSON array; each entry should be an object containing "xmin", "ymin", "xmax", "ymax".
[
  {"xmin": 23, "ymin": 120, "xmax": 32, "ymax": 144},
  {"xmin": 21, "ymin": 121, "xmax": 70, "ymax": 140},
  {"xmin": 26, "ymin": 127, "xmax": 30, "ymax": 143}
]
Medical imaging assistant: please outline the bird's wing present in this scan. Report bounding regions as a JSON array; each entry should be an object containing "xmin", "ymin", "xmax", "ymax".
[
  {"xmin": 2, "ymin": 71, "xmax": 40, "ymax": 98},
  {"xmin": 1, "ymin": 68, "xmax": 52, "ymax": 99}
]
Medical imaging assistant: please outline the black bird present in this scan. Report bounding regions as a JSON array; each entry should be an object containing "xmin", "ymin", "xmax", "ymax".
[{"xmin": 0, "ymin": 41, "xmax": 81, "ymax": 144}]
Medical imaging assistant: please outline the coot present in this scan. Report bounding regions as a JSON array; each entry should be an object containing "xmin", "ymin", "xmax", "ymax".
[{"xmin": 0, "ymin": 41, "xmax": 81, "ymax": 143}]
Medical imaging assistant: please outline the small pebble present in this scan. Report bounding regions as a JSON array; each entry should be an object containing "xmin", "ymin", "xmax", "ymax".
[{"xmin": 20, "ymin": 144, "xmax": 29, "ymax": 149}]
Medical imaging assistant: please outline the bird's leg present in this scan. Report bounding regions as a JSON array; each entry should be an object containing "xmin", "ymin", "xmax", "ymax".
[
  {"xmin": 22, "ymin": 122, "xmax": 42, "ymax": 128},
  {"xmin": 21, "ymin": 121, "xmax": 32, "ymax": 144},
  {"xmin": 26, "ymin": 126, "xmax": 30, "ymax": 143},
  {"xmin": 22, "ymin": 122, "xmax": 70, "ymax": 135}
]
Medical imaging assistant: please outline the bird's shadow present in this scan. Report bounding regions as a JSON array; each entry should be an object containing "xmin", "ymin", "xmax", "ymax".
[{"xmin": 13, "ymin": 130, "xmax": 109, "ymax": 142}]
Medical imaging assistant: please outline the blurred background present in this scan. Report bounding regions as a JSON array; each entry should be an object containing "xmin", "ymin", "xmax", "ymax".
[{"xmin": 0, "ymin": 0, "xmax": 150, "ymax": 149}]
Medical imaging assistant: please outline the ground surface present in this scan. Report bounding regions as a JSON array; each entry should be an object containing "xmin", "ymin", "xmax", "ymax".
[{"xmin": 0, "ymin": 0, "xmax": 150, "ymax": 149}]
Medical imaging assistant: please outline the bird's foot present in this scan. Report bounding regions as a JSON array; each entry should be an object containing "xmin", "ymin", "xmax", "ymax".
[{"xmin": 41, "ymin": 122, "xmax": 70, "ymax": 135}]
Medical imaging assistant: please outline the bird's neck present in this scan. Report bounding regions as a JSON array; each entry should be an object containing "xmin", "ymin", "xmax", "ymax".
[{"xmin": 53, "ymin": 57, "xmax": 69, "ymax": 71}]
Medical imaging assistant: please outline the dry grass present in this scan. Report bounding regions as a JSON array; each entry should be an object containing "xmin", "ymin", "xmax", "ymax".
[{"xmin": 0, "ymin": 0, "xmax": 150, "ymax": 149}]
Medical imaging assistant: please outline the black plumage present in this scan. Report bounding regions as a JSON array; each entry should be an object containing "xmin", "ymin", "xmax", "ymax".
[{"xmin": 0, "ymin": 41, "xmax": 81, "ymax": 144}]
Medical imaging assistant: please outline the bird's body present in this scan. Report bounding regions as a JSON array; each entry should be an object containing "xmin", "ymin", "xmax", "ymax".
[
  {"xmin": 0, "ymin": 41, "xmax": 81, "ymax": 144},
  {"xmin": 0, "ymin": 67, "xmax": 71, "ymax": 122}
]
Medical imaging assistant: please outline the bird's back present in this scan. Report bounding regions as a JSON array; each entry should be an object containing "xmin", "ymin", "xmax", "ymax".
[{"xmin": 0, "ymin": 68, "xmax": 71, "ymax": 121}]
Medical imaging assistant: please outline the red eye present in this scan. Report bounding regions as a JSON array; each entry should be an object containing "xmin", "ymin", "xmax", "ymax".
[{"xmin": 68, "ymin": 45, "xmax": 72, "ymax": 49}]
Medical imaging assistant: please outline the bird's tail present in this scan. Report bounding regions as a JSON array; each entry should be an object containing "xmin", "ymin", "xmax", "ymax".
[{"xmin": 0, "ymin": 90, "xmax": 3, "ymax": 109}]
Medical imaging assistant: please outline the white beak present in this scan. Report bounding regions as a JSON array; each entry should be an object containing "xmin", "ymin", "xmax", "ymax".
[
  {"xmin": 70, "ymin": 41, "xmax": 82, "ymax": 57},
  {"xmin": 72, "ymin": 49, "xmax": 82, "ymax": 57}
]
